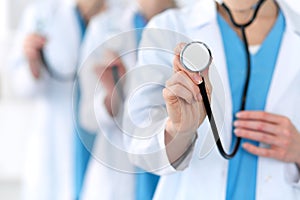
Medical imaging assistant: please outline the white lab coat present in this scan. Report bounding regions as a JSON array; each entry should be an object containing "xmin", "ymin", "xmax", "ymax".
[
  {"xmin": 78, "ymin": 5, "xmax": 138, "ymax": 200},
  {"xmin": 10, "ymin": 1, "xmax": 84, "ymax": 200},
  {"xmin": 125, "ymin": 0, "xmax": 300, "ymax": 199}
]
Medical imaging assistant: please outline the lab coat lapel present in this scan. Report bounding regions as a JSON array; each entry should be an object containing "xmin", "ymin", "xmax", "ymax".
[
  {"xmin": 257, "ymin": 30, "xmax": 300, "ymax": 200},
  {"xmin": 183, "ymin": 4, "xmax": 232, "ymax": 199},
  {"xmin": 265, "ymin": 25, "xmax": 300, "ymax": 110},
  {"xmin": 187, "ymin": 0, "xmax": 233, "ymax": 151}
]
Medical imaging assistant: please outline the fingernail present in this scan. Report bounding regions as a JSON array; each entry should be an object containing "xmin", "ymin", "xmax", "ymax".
[
  {"xmin": 234, "ymin": 129, "xmax": 240, "ymax": 135},
  {"xmin": 180, "ymin": 43, "xmax": 186, "ymax": 49},
  {"xmin": 197, "ymin": 93, "xmax": 202, "ymax": 101},
  {"xmin": 236, "ymin": 112, "xmax": 242, "ymax": 118},
  {"xmin": 193, "ymin": 74, "xmax": 202, "ymax": 84},
  {"xmin": 233, "ymin": 121, "xmax": 238, "ymax": 126}
]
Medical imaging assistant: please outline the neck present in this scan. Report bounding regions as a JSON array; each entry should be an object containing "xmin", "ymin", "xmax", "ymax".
[
  {"xmin": 221, "ymin": 0, "xmax": 278, "ymax": 25},
  {"xmin": 77, "ymin": 0, "xmax": 106, "ymax": 24},
  {"xmin": 218, "ymin": 0, "xmax": 279, "ymax": 45},
  {"xmin": 138, "ymin": 0, "xmax": 176, "ymax": 21}
]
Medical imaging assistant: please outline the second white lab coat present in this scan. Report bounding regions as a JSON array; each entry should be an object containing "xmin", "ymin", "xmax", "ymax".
[
  {"xmin": 78, "ymin": 5, "xmax": 138, "ymax": 200},
  {"xmin": 125, "ymin": 0, "xmax": 300, "ymax": 199}
]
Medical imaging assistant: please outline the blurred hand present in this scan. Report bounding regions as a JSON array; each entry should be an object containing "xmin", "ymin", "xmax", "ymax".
[
  {"xmin": 163, "ymin": 43, "xmax": 212, "ymax": 138},
  {"xmin": 234, "ymin": 111, "xmax": 300, "ymax": 166},
  {"xmin": 94, "ymin": 50, "xmax": 126, "ymax": 117},
  {"xmin": 23, "ymin": 33, "xmax": 46, "ymax": 79}
]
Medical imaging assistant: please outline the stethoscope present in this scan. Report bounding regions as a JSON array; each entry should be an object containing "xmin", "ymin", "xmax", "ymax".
[
  {"xmin": 39, "ymin": 50, "xmax": 77, "ymax": 82},
  {"xmin": 180, "ymin": 0, "xmax": 266, "ymax": 159},
  {"xmin": 36, "ymin": 5, "xmax": 83, "ymax": 82}
]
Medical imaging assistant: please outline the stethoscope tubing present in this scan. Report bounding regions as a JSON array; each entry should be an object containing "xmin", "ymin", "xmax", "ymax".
[
  {"xmin": 112, "ymin": 65, "xmax": 125, "ymax": 101},
  {"xmin": 40, "ymin": 50, "xmax": 77, "ymax": 82},
  {"xmin": 198, "ymin": 77, "xmax": 239, "ymax": 159},
  {"xmin": 197, "ymin": 0, "xmax": 267, "ymax": 159}
]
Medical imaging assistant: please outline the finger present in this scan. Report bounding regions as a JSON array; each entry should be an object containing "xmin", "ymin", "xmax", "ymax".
[
  {"xmin": 201, "ymin": 67, "xmax": 210, "ymax": 84},
  {"xmin": 173, "ymin": 55, "xmax": 202, "ymax": 85},
  {"xmin": 24, "ymin": 40, "xmax": 44, "ymax": 54},
  {"xmin": 173, "ymin": 42, "xmax": 202, "ymax": 84},
  {"xmin": 242, "ymin": 142, "xmax": 278, "ymax": 158},
  {"xmin": 166, "ymin": 71, "xmax": 201, "ymax": 102},
  {"xmin": 29, "ymin": 33, "xmax": 47, "ymax": 44},
  {"xmin": 24, "ymin": 47, "xmax": 41, "ymax": 61},
  {"xmin": 29, "ymin": 61, "xmax": 41, "ymax": 79},
  {"xmin": 24, "ymin": 34, "xmax": 46, "ymax": 49},
  {"xmin": 164, "ymin": 84, "xmax": 195, "ymax": 104},
  {"xmin": 234, "ymin": 119, "xmax": 283, "ymax": 136},
  {"xmin": 236, "ymin": 111, "xmax": 285, "ymax": 124},
  {"xmin": 234, "ymin": 128, "xmax": 285, "ymax": 147},
  {"xmin": 174, "ymin": 42, "xmax": 187, "ymax": 56}
]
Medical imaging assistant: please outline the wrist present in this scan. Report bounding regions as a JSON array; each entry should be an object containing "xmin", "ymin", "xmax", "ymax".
[
  {"xmin": 165, "ymin": 118, "xmax": 197, "ymax": 145},
  {"xmin": 164, "ymin": 118, "xmax": 198, "ymax": 165}
]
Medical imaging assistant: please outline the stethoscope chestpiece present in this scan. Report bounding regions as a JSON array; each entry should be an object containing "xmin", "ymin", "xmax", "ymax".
[
  {"xmin": 179, "ymin": 41, "xmax": 240, "ymax": 160},
  {"xmin": 180, "ymin": 41, "xmax": 213, "ymax": 73}
]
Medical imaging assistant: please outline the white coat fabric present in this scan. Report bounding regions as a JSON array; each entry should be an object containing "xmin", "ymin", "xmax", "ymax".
[
  {"xmin": 125, "ymin": 0, "xmax": 300, "ymax": 199},
  {"xmin": 10, "ymin": 1, "xmax": 84, "ymax": 199},
  {"xmin": 78, "ymin": 5, "xmax": 138, "ymax": 200}
]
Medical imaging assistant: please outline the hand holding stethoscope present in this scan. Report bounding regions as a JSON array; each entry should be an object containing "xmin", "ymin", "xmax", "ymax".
[
  {"xmin": 165, "ymin": 0, "xmax": 268, "ymax": 160},
  {"xmin": 94, "ymin": 50, "xmax": 126, "ymax": 117},
  {"xmin": 163, "ymin": 42, "xmax": 213, "ymax": 164},
  {"xmin": 23, "ymin": 3, "xmax": 77, "ymax": 82},
  {"xmin": 164, "ymin": 0, "xmax": 269, "ymax": 160},
  {"xmin": 165, "ymin": 0, "xmax": 300, "ymax": 162}
]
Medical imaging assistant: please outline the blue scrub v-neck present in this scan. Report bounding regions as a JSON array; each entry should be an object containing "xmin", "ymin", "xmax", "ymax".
[{"xmin": 217, "ymin": 10, "xmax": 285, "ymax": 200}]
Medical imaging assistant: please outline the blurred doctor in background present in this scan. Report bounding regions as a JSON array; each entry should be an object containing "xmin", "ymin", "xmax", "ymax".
[
  {"xmin": 9, "ymin": 0, "xmax": 108, "ymax": 199},
  {"xmin": 78, "ymin": 0, "xmax": 177, "ymax": 199}
]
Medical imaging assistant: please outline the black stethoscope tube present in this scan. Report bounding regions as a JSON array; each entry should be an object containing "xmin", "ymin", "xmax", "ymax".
[
  {"xmin": 112, "ymin": 65, "xmax": 125, "ymax": 101},
  {"xmin": 197, "ymin": 0, "xmax": 266, "ymax": 159},
  {"xmin": 199, "ymin": 78, "xmax": 238, "ymax": 159},
  {"xmin": 40, "ymin": 50, "xmax": 77, "ymax": 82}
]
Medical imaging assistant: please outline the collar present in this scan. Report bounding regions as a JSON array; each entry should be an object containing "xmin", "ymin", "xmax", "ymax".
[
  {"xmin": 186, "ymin": 0, "xmax": 300, "ymax": 35},
  {"xmin": 186, "ymin": 0, "xmax": 217, "ymax": 29}
]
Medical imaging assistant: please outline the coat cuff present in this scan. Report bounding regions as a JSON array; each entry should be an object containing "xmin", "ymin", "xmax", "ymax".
[{"xmin": 152, "ymin": 120, "xmax": 196, "ymax": 174}]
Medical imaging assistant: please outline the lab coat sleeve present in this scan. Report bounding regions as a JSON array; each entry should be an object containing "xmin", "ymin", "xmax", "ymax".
[
  {"xmin": 122, "ymin": 11, "xmax": 195, "ymax": 175},
  {"xmin": 78, "ymin": 11, "xmax": 122, "ymax": 132},
  {"xmin": 9, "ymin": 4, "xmax": 52, "ymax": 98},
  {"xmin": 78, "ymin": 13, "xmax": 110, "ymax": 133},
  {"xmin": 93, "ymin": 87, "xmax": 120, "ymax": 135},
  {"xmin": 78, "ymin": 47, "xmax": 101, "ymax": 133},
  {"xmin": 91, "ymin": 84, "xmax": 137, "ymax": 173}
]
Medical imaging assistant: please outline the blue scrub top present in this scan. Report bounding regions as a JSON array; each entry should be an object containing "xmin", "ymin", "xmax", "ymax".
[
  {"xmin": 73, "ymin": 6, "xmax": 96, "ymax": 200},
  {"xmin": 134, "ymin": 12, "xmax": 160, "ymax": 200},
  {"xmin": 217, "ymin": 10, "xmax": 285, "ymax": 200}
]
